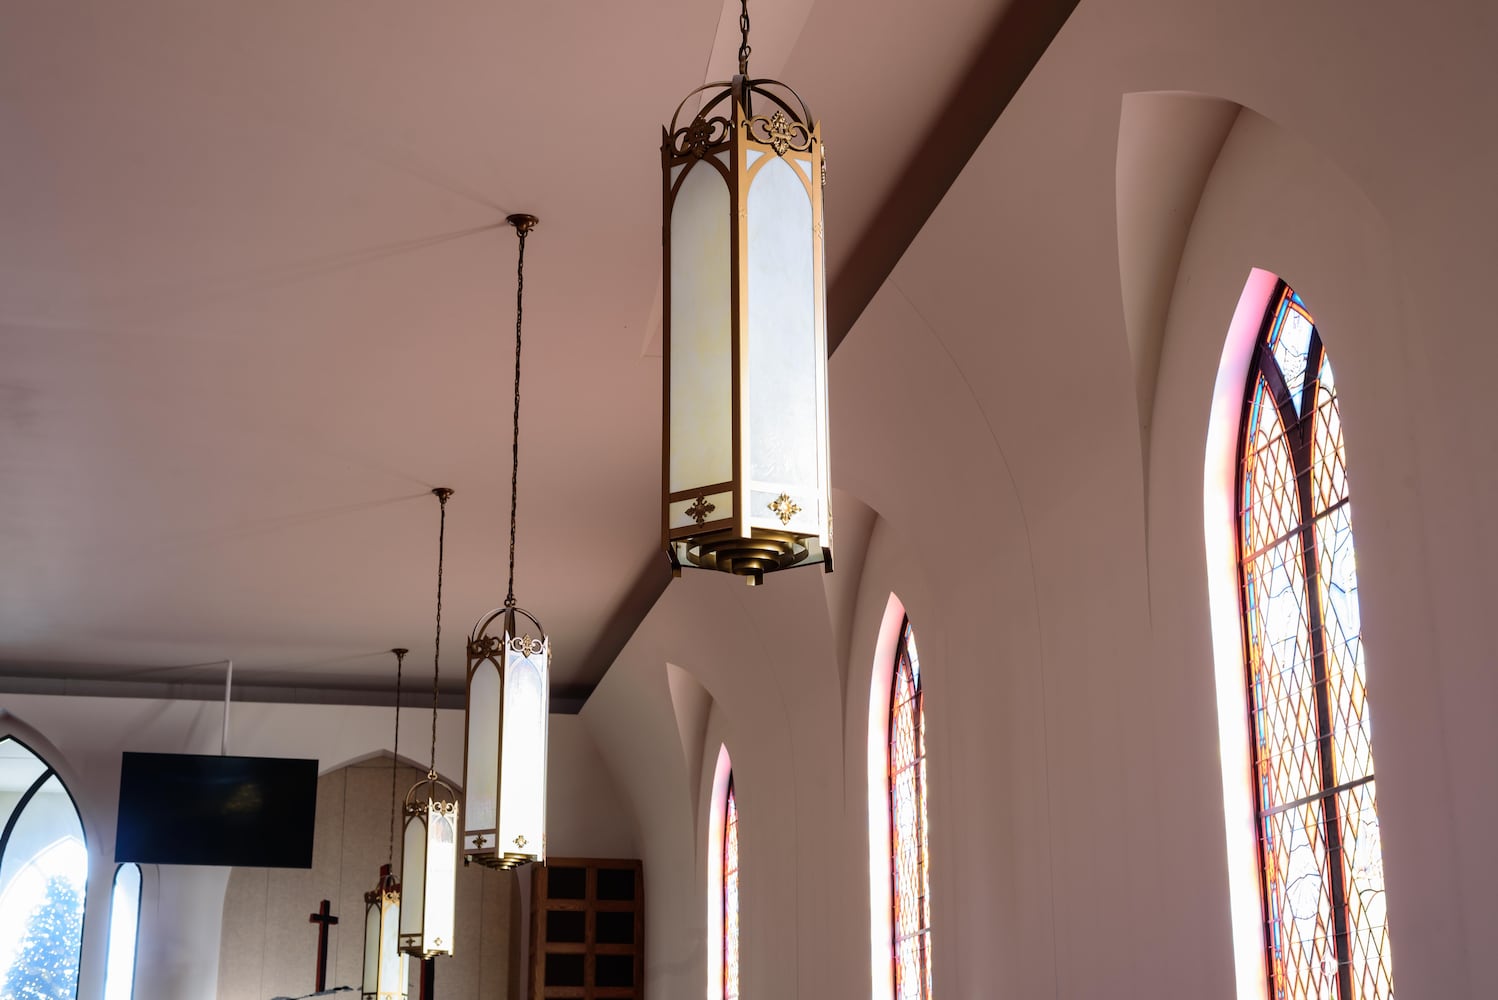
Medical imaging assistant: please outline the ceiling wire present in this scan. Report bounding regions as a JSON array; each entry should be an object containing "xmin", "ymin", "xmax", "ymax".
[
  {"xmin": 387, "ymin": 647, "xmax": 405, "ymax": 869},
  {"xmin": 504, "ymin": 221, "xmax": 532, "ymax": 609},
  {"xmin": 738, "ymin": 0, "xmax": 752, "ymax": 76},
  {"xmin": 429, "ymin": 489, "xmax": 450, "ymax": 775}
]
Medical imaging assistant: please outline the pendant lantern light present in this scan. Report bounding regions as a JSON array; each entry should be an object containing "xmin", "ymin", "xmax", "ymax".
[
  {"xmin": 363, "ymin": 648, "xmax": 411, "ymax": 1000},
  {"xmin": 400, "ymin": 488, "xmax": 460, "ymax": 958},
  {"xmin": 462, "ymin": 215, "xmax": 550, "ymax": 870},
  {"xmin": 661, "ymin": 0, "xmax": 833, "ymax": 585}
]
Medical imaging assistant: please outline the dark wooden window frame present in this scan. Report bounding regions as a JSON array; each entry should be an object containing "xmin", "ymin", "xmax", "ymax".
[
  {"xmin": 1235, "ymin": 282, "xmax": 1384, "ymax": 999},
  {"xmin": 888, "ymin": 618, "xmax": 931, "ymax": 1000}
]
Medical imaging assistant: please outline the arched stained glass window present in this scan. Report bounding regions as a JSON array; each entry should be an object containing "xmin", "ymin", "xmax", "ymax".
[
  {"xmin": 105, "ymin": 863, "xmax": 142, "ymax": 1000},
  {"xmin": 889, "ymin": 618, "xmax": 931, "ymax": 1000},
  {"xmin": 722, "ymin": 778, "xmax": 739, "ymax": 1000},
  {"xmin": 1237, "ymin": 283, "xmax": 1391, "ymax": 999},
  {"xmin": 0, "ymin": 736, "xmax": 87, "ymax": 1000}
]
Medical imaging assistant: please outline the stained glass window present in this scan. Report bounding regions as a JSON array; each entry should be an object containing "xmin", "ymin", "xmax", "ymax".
[
  {"xmin": 723, "ymin": 778, "xmax": 739, "ymax": 1000},
  {"xmin": 1237, "ymin": 284, "xmax": 1392, "ymax": 1000},
  {"xmin": 889, "ymin": 619, "xmax": 932, "ymax": 1000},
  {"xmin": 0, "ymin": 737, "xmax": 88, "ymax": 1000}
]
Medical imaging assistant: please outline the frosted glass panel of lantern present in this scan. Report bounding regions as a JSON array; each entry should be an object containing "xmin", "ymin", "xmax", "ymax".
[
  {"xmin": 380, "ymin": 901, "xmax": 405, "ymax": 995},
  {"xmin": 746, "ymin": 156, "xmax": 817, "ymax": 489},
  {"xmin": 400, "ymin": 819, "xmax": 426, "ymax": 939},
  {"xmin": 363, "ymin": 902, "xmax": 380, "ymax": 992},
  {"xmin": 104, "ymin": 863, "xmax": 141, "ymax": 1000},
  {"xmin": 750, "ymin": 489, "xmax": 818, "ymax": 534},
  {"xmin": 669, "ymin": 160, "xmax": 733, "ymax": 494},
  {"xmin": 465, "ymin": 661, "xmax": 500, "ymax": 833},
  {"xmin": 424, "ymin": 808, "xmax": 457, "ymax": 952},
  {"xmin": 499, "ymin": 654, "xmax": 547, "ymax": 855},
  {"xmin": 668, "ymin": 490, "xmax": 733, "ymax": 530}
]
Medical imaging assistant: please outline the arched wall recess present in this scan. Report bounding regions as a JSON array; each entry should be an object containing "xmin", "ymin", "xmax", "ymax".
[
  {"xmin": 705, "ymin": 745, "xmax": 735, "ymax": 1000},
  {"xmin": 865, "ymin": 593, "xmax": 908, "ymax": 1000},
  {"xmin": 666, "ymin": 662, "xmax": 714, "ymax": 834},
  {"xmin": 104, "ymin": 862, "xmax": 143, "ymax": 1000},
  {"xmin": 1143, "ymin": 102, "xmax": 1452, "ymax": 996},
  {"xmin": 585, "ymin": 565, "xmax": 852, "ymax": 1000},
  {"xmin": 1115, "ymin": 92, "xmax": 1241, "ymax": 469}
]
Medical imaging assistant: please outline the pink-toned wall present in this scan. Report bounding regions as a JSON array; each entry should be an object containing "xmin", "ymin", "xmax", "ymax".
[
  {"xmin": 4, "ymin": 1, "xmax": 1493, "ymax": 998},
  {"xmin": 0, "ymin": 698, "xmax": 634, "ymax": 1000},
  {"xmin": 580, "ymin": 0, "xmax": 1498, "ymax": 997}
]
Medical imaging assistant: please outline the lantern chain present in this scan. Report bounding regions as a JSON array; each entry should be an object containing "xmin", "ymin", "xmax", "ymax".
[
  {"xmin": 738, "ymin": 0, "xmax": 751, "ymax": 76},
  {"xmin": 504, "ymin": 222, "xmax": 529, "ymax": 610},
  {"xmin": 430, "ymin": 488, "xmax": 450, "ymax": 778},
  {"xmin": 388, "ymin": 647, "xmax": 406, "ymax": 869}
]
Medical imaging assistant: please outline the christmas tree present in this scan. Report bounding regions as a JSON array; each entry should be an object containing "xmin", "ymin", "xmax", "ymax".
[{"xmin": 1, "ymin": 876, "xmax": 83, "ymax": 1000}]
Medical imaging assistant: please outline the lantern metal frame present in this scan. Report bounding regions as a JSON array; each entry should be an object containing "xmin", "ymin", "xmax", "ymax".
[
  {"xmin": 399, "ymin": 487, "xmax": 461, "ymax": 959},
  {"xmin": 363, "ymin": 647, "xmax": 411, "ymax": 1000},
  {"xmin": 461, "ymin": 215, "xmax": 551, "ymax": 871},
  {"xmin": 399, "ymin": 772, "xmax": 460, "ymax": 956},
  {"xmin": 362, "ymin": 862, "xmax": 408, "ymax": 1000},
  {"xmin": 462, "ymin": 604, "xmax": 550, "ymax": 869},
  {"xmin": 660, "ymin": 66, "xmax": 833, "ymax": 585}
]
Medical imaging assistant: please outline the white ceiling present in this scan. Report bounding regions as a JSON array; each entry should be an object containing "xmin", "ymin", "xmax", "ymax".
[{"xmin": 0, "ymin": 0, "xmax": 1068, "ymax": 706}]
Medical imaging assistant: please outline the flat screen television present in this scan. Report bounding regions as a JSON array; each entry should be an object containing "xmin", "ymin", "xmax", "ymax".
[{"xmin": 115, "ymin": 752, "xmax": 318, "ymax": 868}]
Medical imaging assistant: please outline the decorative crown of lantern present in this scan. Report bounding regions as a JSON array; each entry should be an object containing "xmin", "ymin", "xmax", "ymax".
[
  {"xmin": 462, "ymin": 215, "xmax": 550, "ymax": 871},
  {"xmin": 462, "ymin": 603, "xmax": 549, "ymax": 869},
  {"xmin": 661, "ymin": 0, "xmax": 833, "ymax": 586}
]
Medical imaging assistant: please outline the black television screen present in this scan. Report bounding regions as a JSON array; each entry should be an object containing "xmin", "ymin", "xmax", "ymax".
[{"xmin": 115, "ymin": 752, "xmax": 318, "ymax": 868}]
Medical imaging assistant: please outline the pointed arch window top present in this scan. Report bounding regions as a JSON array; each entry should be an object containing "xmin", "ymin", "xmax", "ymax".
[
  {"xmin": 723, "ymin": 777, "xmax": 740, "ymax": 1000},
  {"xmin": 1236, "ymin": 283, "xmax": 1391, "ymax": 1000},
  {"xmin": 0, "ymin": 736, "xmax": 88, "ymax": 1000},
  {"xmin": 1267, "ymin": 290, "xmax": 1315, "ymax": 414},
  {"xmin": 105, "ymin": 863, "xmax": 142, "ymax": 1000},
  {"xmin": 889, "ymin": 618, "xmax": 932, "ymax": 1000}
]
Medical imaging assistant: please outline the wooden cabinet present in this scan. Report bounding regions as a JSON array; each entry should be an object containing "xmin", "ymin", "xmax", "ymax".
[{"xmin": 529, "ymin": 858, "xmax": 643, "ymax": 999}]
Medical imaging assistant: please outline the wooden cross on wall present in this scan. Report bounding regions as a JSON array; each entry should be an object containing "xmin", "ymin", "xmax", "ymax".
[{"xmin": 307, "ymin": 899, "xmax": 339, "ymax": 993}]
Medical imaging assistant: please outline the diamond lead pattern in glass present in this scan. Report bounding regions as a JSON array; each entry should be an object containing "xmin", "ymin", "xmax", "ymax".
[
  {"xmin": 890, "ymin": 621, "xmax": 932, "ymax": 1000},
  {"xmin": 724, "ymin": 782, "xmax": 740, "ymax": 1000},
  {"xmin": 1237, "ymin": 286, "xmax": 1391, "ymax": 999}
]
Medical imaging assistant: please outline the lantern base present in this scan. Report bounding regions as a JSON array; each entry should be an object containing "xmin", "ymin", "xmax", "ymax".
[
  {"xmin": 668, "ymin": 528, "xmax": 829, "ymax": 585},
  {"xmin": 465, "ymin": 852, "xmax": 538, "ymax": 871}
]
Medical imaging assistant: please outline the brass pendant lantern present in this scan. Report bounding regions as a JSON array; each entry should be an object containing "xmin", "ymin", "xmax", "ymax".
[
  {"xmin": 661, "ymin": 0, "xmax": 832, "ymax": 585},
  {"xmin": 363, "ymin": 649, "xmax": 411, "ymax": 1000},
  {"xmin": 363, "ymin": 863, "xmax": 405, "ymax": 1000},
  {"xmin": 462, "ymin": 216, "xmax": 550, "ymax": 870},
  {"xmin": 400, "ymin": 489, "xmax": 460, "ymax": 958}
]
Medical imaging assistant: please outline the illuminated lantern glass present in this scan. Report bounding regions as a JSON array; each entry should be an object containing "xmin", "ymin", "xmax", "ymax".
[
  {"xmin": 362, "ymin": 864, "xmax": 408, "ymax": 1000},
  {"xmin": 399, "ymin": 774, "xmax": 459, "ymax": 957},
  {"xmin": 662, "ymin": 73, "xmax": 832, "ymax": 585},
  {"xmin": 399, "ymin": 487, "xmax": 460, "ymax": 957},
  {"xmin": 462, "ymin": 606, "xmax": 549, "ymax": 869}
]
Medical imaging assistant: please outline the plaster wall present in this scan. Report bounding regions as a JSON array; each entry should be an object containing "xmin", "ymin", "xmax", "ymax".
[
  {"xmin": 217, "ymin": 755, "xmax": 521, "ymax": 1000},
  {"xmin": 579, "ymin": 0, "xmax": 1498, "ymax": 997},
  {"xmin": 0, "ymin": 696, "xmax": 635, "ymax": 1000}
]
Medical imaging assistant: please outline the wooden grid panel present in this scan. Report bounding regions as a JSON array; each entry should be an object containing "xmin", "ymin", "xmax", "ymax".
[{"xmin": 530, "ymin": 858, "xmax": 644, "ymax": 1000}]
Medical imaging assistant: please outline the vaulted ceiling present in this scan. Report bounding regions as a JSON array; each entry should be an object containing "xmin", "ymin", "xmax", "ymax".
[{"xmin": 0, "ymin": 0, "xmax": 1075, "ymax": 709}]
